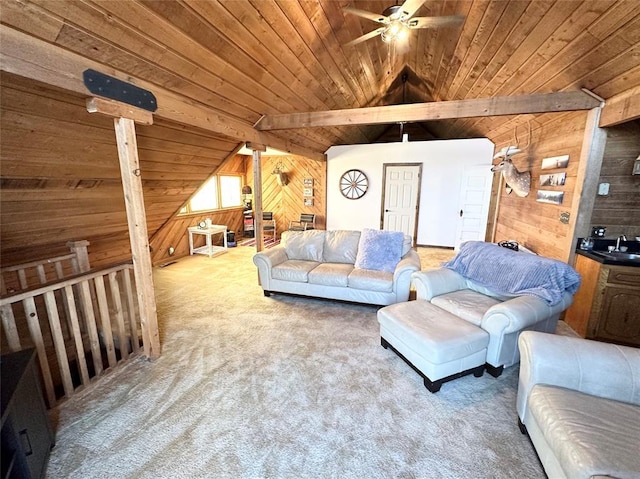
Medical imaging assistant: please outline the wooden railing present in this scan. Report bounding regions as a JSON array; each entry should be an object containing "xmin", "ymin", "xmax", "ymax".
[
  {"xmin": 0, "ymin": 242, "xmax": 147, "ymax": 408},
  {"xmin": 1, "ymin": 240, "xmax": 90, "ymax": 295}
]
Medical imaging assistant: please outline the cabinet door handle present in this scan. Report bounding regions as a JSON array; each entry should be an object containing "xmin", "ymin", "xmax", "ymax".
[{"xmin": 19, "ymin": 429, "xmax": 33, "ymax": 456}]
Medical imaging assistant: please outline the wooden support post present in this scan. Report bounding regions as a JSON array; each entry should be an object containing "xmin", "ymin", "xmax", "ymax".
[
  {"xmin": 113, "ymin": 117, "xmax": 161, "ymax": 359},
  {"xmin": 86, "ymin": 96, "xmax": 160, "ymax": 358},
  {"xmin": 247, "ymin": 142, "xmax": 266, "ymax": 252},
  {"xmin": 67, "ymin": 240, "xmax": 91, "ymax": 273},
  {"xmin": 567, "ymin": 107, "xmax": 607, "ymax": 264}
]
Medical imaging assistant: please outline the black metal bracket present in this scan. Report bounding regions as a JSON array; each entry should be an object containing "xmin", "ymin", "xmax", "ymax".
[{"xmin": 83, "ymin": 69, "xmax": 157, "ymax": 112}]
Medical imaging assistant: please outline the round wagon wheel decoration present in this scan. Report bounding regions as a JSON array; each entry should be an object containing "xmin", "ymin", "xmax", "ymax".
[{"xmin": 339, "ymin": 169, "xmax": 368, "ymax": 199}]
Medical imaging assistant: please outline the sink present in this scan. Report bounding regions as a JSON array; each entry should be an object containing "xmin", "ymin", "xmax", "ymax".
[{"xmin": 592, "ymin": 251, "xmax": 640, "ymax": 262}]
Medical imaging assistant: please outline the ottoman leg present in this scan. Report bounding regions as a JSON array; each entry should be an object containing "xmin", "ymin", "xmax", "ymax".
[
  {"xmin": 424, "ymin": 377, "xmax": 443, "ymax": 393},
  {"xmin": 473, "ymin": 365, "xmax": 485, "ymax": 377},
  {"xmin": 381, "ymin": 337, "xmax": 390, "ymax": 349},
  {"xmin": 485, "ymin": 364, "xmax": 504, "ymax": 378}
]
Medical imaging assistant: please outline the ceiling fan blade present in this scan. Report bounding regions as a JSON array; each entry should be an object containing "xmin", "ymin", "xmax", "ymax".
[
  {"xmin": 409, "ymin": 15, "xmax": 465, "ymax": 29},
  {"xmin": 344, "ymin": 27, "xmax": 386, "ymax": 47},
  {"xmin": 343, "ymin": 7, "xmax": 389, "ymax": 24},
  {"xmin": 399, "ymin": 0, "xmax": 427, "ymax": 19}
]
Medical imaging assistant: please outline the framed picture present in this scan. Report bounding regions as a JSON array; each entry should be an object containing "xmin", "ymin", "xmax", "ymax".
[
  {"xmin": 303, "ymin": 178, "xmax": 314, "ymax": 187},
  {"xmin": 541, "ymin": 154, "xmax": 569, "ymax": 170},
  {"xmin": 304, "ymin": 198, "xmax": 314, "ymax": 206},
  {"xmin": 539, "ymin": 172, "xmax": 566, "ymax": 187},
  {"xmin": 303, "ymin": 187, "xmax": 313, "ymax": 197},
  {"xmin": 537, "ymin": 190, "xmax": 564, "ymax": 205}
]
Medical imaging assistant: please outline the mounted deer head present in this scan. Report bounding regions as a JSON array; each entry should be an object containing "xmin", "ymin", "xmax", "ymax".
[{"xmin": 491, "ymin": 158, "xmax": 531, "ymax": 197}]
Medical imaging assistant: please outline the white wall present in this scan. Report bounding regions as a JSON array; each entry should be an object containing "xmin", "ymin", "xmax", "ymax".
[{"xmin": 326, "ymin": 138, "xmax": 494, "ymax": 247}]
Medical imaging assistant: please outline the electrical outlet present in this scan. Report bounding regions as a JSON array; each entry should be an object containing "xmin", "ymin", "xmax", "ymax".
[{"xmin": 598, "ymin": 182, "xmax": 610, "ymax": 195}]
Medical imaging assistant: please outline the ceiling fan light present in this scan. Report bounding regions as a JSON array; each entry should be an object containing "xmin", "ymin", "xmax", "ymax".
[{"xmin": 382, "ymin": 20, "xmax": 409, "ymax": 43}]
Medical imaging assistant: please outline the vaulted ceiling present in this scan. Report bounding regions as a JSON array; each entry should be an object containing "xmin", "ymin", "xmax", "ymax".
[
  {"xmin": 2, "ymin": 0, "xmax": 639, "ymax": 155},
  {"xmin": 1, "ymin": 0, "xmax": 639, "ymax": 265}
]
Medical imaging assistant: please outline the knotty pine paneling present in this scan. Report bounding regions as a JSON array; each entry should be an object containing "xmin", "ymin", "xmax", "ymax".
[
  {"xmin": 491, "ymin": 111, "xmax": 588, "ymax": 261},
  {"xmin": 0, "ymin": 73, "xmax": 237, "ymax": 270},
  {"xmin": 246, "ymin": 154, "xmax": 327, "ymax": 238},
  {"xmin": 590, "ymin": 121, "xmax": 640, "ymax": 239}
]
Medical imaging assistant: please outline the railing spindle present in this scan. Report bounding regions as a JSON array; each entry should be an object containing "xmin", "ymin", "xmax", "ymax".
[
  {"xmin": 0, "ymin": 304, "xmax": 21, "ymax": 352},
  {"xmin": 63, "ymin": 285, "xmax": 90, "ymax": 386},
  {"xmin": 108, "ymin": 271, "xmax": 129, "ymax": 361},
  {"xmin": 43, "ymin": 291, "xmax": 74, "ymax": 398},
  {"xmin": 94, "ymin": 275, "xmax": 117, "ymax": 368},
  {"xmin": 23, "ymin": 297, "xmax": 56, "ymax": 407},
  {"xmin": 123, "ymin": 268, "xmax": 139, "ymax": 354},
  {"xmin": 79, "ymin": 280, "xmax": 103, "ymax": 377}
]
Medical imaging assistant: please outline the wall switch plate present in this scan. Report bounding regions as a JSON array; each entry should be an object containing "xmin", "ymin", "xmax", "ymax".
[{"xmin": 598, "ymin": 182, "xmax": 610, "ymax": 195}]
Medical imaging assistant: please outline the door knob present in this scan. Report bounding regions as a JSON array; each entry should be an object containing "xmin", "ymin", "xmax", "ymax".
[{"xmin": 385, "ymin": 209, "xmax": 390, "ymax": 212}]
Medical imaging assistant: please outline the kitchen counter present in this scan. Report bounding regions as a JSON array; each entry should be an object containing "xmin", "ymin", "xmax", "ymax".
[
  {"xmin": 576, "ymin": 249, "xmax": 640, "ymax": 267},
  {"xmin": 576, "ymin": 238, "xmax": 640, "ymax": 267}
]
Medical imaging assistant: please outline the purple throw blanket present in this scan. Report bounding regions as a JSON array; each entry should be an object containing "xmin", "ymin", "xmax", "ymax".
[{"xmin": 443, "ymin": 242, "xmax": 581, "ymax": 306}]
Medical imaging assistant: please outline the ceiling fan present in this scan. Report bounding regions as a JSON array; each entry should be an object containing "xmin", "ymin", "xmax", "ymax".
[{"xmin": 344, "ymin": 0, "xmax": 464, "ymax": 46}]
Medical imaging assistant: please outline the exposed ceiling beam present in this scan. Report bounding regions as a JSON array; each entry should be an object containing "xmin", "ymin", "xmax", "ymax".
[
  {"xmin": 599, "ymin": 86, "xmax": 640, "ymax": 128},
  {"xmin": 255, "ymin": 91, "xmax": 602, "ymax": 130},
  {"xmin": 0, "ymin": 26, "xmax": 324, "ymax": 161}
]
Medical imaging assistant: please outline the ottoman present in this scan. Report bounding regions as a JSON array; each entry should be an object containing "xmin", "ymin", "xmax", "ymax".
[{"xmin": 377, "ymin": 299, "xmax": 489, "ymax": 392}]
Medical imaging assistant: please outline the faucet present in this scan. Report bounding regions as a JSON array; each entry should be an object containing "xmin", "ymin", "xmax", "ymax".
[{"xmin": 615, "ymin": 234, "xmax": 627, "ymax": 251}]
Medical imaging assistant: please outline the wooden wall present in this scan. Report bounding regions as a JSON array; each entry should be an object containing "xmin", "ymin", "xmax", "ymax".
[
  {"xmin": 590, "ymin": 121, "xmax": 640, "ymax": 239},
  {"xmin": 0, "ymin": 73, "xmax": 236, "ymax": 271},
  {"xmin": 490, "ymin": 111, "xmax": 589, "ymax": 261},
  {"xmin": 148, "ymin": 155, "xmax": 246, "ymax": 266},
  {"xmin": 246, "ymin": 154, "xmax": 327, "ymax": 237}
]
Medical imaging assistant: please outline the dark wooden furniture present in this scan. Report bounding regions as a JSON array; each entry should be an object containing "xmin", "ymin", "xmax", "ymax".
[
  {"xmin": 565, "ymin": 254, "xmax": 640, "ymax": 347},
  {"xmin": 1, "ymin": 349, "xmax": 54, "ymax": 479}
]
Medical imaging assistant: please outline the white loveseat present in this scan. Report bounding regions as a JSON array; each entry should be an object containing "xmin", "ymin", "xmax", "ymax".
[
  {"xmin": 517, "ymin": 331, "xmax": 640, "ymax": 479},
  {"xmin": 253, "ymin": 229, "xmax": 421, "ymax": 306}
]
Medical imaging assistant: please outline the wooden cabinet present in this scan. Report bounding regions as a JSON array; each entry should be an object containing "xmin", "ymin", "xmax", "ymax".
[
  {"xmin": 565, "ymin": 255, "xmax": 640, "ymax": 347},
  {"xmin": 1, "ymin": 349, "xmax": 54, "ymax": 479}
]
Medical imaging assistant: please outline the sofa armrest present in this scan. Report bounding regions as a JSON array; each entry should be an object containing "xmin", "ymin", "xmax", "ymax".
[
  {"xmin": 516, "ymin": 331, "xmax": 640, "ymax": 421},
  {"xmin": 481, "ymin": 292, "xmax": 572, "ymax": 335},
  {"xmin": 252, "ymin": 246, "xmax": 288, "ymax": 288},
  {"xmin": 392, "ymin": 250, "xmax": 421, "ymax": 301},
  {"xmin": 411, "ymin": 268, "xmax": 466, "ymax": 301}
]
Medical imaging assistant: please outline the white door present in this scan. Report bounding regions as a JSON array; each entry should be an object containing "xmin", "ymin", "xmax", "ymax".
[
  {"xmin": 454, "ymin": 166, "xmax": 493, "ymax": 250},
  {"xmin": 382, "ymin": 164, "xmax": 421, "ymax": 241}
]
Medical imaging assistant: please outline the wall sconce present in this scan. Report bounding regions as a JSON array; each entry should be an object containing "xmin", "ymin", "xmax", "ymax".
[{"xmin": 272, "ymin": 161, "xmax": 289, "ymax": 186}]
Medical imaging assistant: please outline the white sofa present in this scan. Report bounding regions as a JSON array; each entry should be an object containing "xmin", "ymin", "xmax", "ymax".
[
  {"xmin": 253, "ymin": 229, "xmax": 421, "ymax": 306},
  {"xmin": 411, "ymin": 241, "xmax": 578, "ymax": 376},
  {"xmin": 517, "ymin": 331, "xmax": 640, "ymax": 479}
]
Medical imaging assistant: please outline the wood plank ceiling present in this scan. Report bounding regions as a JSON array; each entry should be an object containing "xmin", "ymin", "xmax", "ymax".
[
  {"xmin": 4, "ymin": 0, "xmax": 639, "ymax": 148},
  {"xmin": 1, "ymin": 0, "xmax": 639, "ymax": 263}
]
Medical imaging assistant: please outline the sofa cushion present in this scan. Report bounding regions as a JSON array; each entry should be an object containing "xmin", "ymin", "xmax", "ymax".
[
  {"xmin": 348, "ymin": 268, "xmax": 393, "ymax": 292},
  {"xmin": 431, "ymin": 290, "xmax": 501, "ymax": 327},
  {"xmin": 282, "ymin": 230, "xmax": 325, "ymax": 262},
  {"xmin": 308, "ymin": 263, "xmax": 354, "ymax": 287},
  {"xmin": 528, "ymin": 384, "xmax": 640, "ymax": 479},
  {"xmin": 323, "ymin": 230, "xmax": 361, "ymax": 264},
  {"xmin": 272, "ymin": 260, "xmax": 319, "ymax": 282},
  {"xmin": 354, "ymin": 228, "xmax": 404, "ymax": 273}
]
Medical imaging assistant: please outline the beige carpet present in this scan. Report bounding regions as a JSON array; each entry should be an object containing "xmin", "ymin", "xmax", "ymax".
[{"xmin": 46, "ymin": 246, "xmax": 545, "ymax": 479}]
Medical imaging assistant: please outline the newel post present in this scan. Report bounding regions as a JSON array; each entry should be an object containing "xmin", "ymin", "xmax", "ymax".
[{"xmin": 67, "ymin": 240, "xmax": 91, "ymax": 273}]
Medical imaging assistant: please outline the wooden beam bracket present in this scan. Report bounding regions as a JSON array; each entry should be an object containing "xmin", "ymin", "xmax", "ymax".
[{"xmin": 83, "ymin": 69, "xmax": 157, "ymax": 112}]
